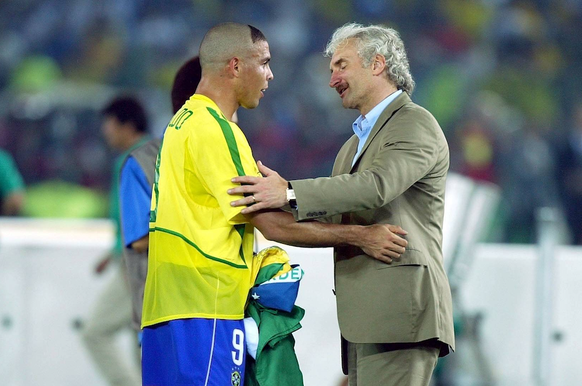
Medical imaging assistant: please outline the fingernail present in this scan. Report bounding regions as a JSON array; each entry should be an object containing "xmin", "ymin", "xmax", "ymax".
[
  {"xmin": 258, "ymin": 160, "xmax": 262, "ymax": 165},
  {"xmin": 227, "ymin": 189, "xmax": 232, "ymax": 193}
]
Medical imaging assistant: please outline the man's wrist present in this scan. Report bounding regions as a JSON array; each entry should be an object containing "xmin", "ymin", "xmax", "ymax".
[
  {"xmin": 347, "ymin": 225, "xmax": 366, "ymax": 247},
  {"xmin": 286, "ymin": 182, "xmax": 297, "ymax": 210}
]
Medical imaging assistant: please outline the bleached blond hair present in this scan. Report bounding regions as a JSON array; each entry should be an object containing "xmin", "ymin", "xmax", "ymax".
[{"xmin": 325, "ymin": 22, "xmax": 415, "ymax": 95}]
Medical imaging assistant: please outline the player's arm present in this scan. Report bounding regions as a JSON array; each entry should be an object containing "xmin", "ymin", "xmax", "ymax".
[
  {"xmin": 228, "ymin": 161, "xmax": 287, "ymax": 213},
  {"xmin": 229, "ymin": 113, "xmax": 442, "ymax": 218},
  {"xmin": 246, "ymin": 209, "xmax": 408, "ymax": 264},
  {"xmin": 131, "ymin": 235, "xmax": 149, "ymax": 253},
  {"xmin": 119, "ymin": 157, "xmax": 152, "ymax": 251}
]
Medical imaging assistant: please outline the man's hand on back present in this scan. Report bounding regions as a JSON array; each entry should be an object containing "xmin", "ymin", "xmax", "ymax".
[{"xmin": 356, "ymin": 224, "xmax": 408, "ymax": 264}]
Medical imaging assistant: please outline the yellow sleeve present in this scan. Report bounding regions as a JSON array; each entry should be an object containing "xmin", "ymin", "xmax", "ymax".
[{"xmin": 191, "ymin": 113, "xmax": 259, "ymax": 224}]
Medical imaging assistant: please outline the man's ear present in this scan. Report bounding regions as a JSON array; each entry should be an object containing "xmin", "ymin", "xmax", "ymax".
[
  {"xmin": 372, "ymin": 54, "xmax": 386, "ymax": 76},
  {"xmin": 228, "ymin": 57, "xmax": 241, "ymax": 77}
]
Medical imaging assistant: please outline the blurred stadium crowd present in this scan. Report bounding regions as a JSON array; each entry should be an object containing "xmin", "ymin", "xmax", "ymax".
[{"xmin": 0, "ymin": 0, "xmax": 581, "ymax": 244}]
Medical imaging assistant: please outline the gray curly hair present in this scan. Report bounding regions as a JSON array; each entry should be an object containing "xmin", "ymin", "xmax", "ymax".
[{"xmin": 324, "ymin": 23, "xmax": 415, "ymax": 95}]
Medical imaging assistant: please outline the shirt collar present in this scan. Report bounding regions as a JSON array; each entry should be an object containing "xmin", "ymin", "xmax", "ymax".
[
  {"xmin": 352, "ymin": 89, "xmax": 403, "ymax": 138},
  {"xmin": 189, "ymin": 94, "xmax": 229, "ymax": 120}
]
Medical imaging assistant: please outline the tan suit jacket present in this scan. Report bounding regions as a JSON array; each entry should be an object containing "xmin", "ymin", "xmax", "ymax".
[{"xmin": 291, "ymin": 93, "xmax": 455, "ymax": 356}]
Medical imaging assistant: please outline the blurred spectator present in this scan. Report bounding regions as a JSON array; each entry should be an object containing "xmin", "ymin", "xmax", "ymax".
[
  {"xmin": 9, "ymin": 55, "xmax": 62, "ymax": 92},
  {"xmin": 22, "ymin": 180, "xmax": 107, "ymax": 218},
  {"xmin": 457, "ymin": 119, "xmax": 496, "ymax": 183},
  {"xmin": 497, "ymin": 120, "xmax": 560, "ymax": 243},
  {"xmin": 450, "ymin": 91, "xmax": 515, "ymax": 185},
  {"xmin": 81, "ymin": 96, "xmax": 149, "ymax": 386},
  {"xmin": 66, "ymin": 17, "xmax": 125, "ymax": 85},
  {"xmin": 555, "ymin": 101, "xmax": 582, "ymax": 244},
  {"xmin": 0, "ymin": 148, "xmax": 25, "ymax": 215}
]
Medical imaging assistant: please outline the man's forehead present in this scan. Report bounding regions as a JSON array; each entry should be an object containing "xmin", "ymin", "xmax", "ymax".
[{"xmin": 330, "ymin": 40, "xmax": 358, "ymax": 66}]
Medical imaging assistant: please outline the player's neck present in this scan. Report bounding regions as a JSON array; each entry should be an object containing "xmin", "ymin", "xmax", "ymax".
[{"xmin": 196, "ymin": 77, "xmax": 238, "ymax": 121}]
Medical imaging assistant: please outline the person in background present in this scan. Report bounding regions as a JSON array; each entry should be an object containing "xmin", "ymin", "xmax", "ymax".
[
  {"xmin": 82, "ymin": 96, "xmax": 150, "ymax": 386},
  {"xmin": 0, "ymin": 148, "xmax": 25, "ymax": 216},
  {"xmin": 556, "ymin": 101, "xmax": 582, "ymax": 245},
  {"xmin": 118, "ymin": 56, "xmax": 203, "ymax": 333},
  {"xmin": 141, "ymin": 22, "xmax": 408, "ymax": 386},
  {"xmin": 229, "ymin": 22, "xmax": 455, "ymax": 386}
]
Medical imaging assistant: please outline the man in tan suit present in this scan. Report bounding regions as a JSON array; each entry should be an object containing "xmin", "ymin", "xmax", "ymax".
[{"xmin": 228, "ymin": 22, "xmax": 455, "ymax": 386}]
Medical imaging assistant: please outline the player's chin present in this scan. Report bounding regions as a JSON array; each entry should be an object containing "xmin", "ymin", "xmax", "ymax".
[{"xmin": 241, "ymin": 99, "xmax": 260, "ymax": 110}]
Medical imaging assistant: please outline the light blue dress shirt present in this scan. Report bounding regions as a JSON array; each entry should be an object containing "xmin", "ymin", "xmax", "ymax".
[{"xmin": 351, "ymin": 89, "xmax": 403, "ymax": 166}]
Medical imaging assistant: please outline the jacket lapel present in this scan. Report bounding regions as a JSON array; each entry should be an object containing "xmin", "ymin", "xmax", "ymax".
[
  {"xmin": 350, "ymin": 92, "xmax": 411, "ymax": 172},
  {"xmin": 334, "ymin": 136, "xmax": 359, "ymax": 175}
]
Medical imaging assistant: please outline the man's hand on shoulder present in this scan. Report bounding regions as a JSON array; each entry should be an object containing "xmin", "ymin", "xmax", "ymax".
[
  {"xmin": 356, "ymin": 224, "xmax": 408, "ymax": 264},
  {"xmin": 228, "ymin": 161, "xmax": 288, "ymax": 214}
]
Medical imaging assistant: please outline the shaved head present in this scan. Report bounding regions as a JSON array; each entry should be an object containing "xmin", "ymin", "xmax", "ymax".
[
  {"xmin": 195, "ymin": 22, "xmax": 272, "ymax": 118},
  {"xmin": 199, "ymin": 23, "xmax": 267, "ymax": 72}
]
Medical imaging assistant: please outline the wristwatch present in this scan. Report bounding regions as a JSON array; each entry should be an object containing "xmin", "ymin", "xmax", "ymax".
[{"xmin": 286, "ymin": 182, "xmax": 297, "ymax": 209}]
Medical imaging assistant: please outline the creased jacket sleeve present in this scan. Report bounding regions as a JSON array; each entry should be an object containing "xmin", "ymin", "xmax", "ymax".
[{"xmin": 292, "ymin": 109, "xmax": 443, "ymax": 221}]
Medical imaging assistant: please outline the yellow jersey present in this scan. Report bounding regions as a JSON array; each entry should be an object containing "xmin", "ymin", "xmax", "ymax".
[{"xmin": 142, "ymin": 95, "xmax": 259, "ymax": 327}]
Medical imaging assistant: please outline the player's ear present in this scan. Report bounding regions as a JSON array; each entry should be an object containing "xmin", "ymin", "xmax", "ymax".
[{"xmin": 228, "ymin": 57, "xmax": 241, "ymax": 78}]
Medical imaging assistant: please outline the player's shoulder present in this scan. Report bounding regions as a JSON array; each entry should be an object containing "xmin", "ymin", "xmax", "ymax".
[{"xmin": 182, "ymin": 97, "xmax": 231, "ymax": 133}]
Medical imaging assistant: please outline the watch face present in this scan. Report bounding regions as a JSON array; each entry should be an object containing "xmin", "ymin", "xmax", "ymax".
[{"xmin": 286, "ymin": 189, "xmax": 296, "ymax": 201}]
